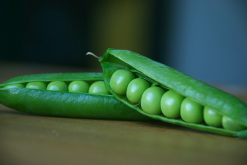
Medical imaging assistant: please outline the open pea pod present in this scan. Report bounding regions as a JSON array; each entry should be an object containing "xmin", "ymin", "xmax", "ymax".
[
  {"xmin": 98, "ymin": 48, "xmax": 247, "ymax": 138},
  {"xmin": 0, "ymin": 72, "xmax": 151, "ymax": 121}
]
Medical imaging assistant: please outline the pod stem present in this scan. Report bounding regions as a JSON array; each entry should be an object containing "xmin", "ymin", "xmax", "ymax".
[{"xmin": 86, "ymin": 52, "xmax": 100, "ymax": 59}]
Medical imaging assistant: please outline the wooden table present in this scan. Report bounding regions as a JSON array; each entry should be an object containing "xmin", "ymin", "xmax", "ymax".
[{"xmin": 1, "ymin": 60, "xmax": 247, "ymax": 165}]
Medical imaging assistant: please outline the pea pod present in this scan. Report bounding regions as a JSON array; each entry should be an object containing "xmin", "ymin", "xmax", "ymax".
[
  {"xmin": 0, "ymin": 72, "xmax": 151, "ymax": 121},
  {"xmin": 97, "ymin": 48, "xmax": 247, "ymax": 138}
]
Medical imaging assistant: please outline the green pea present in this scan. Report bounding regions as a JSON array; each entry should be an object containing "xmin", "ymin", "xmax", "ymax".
[
  {"xmin": 3, "ymin": 83, "xmax": 25, "ymax": 89},
  {"xmin": 110, "ymin": 69, "xmax": 135, "ymax": 95},
  {"xmin": 68, "ymin": 81, "xmax": 89, "ymax": 93},
  {"xmin": 161, "ymin": 90, "xmax": 184, "ymax": 119},
  {"xmin": 180, "ymin": 98, "xmax": 203, "ymax": 124},
  {"xmin": 126, "ymin": 78, "xmax": 150, "ymax": 104},
  {"xmin": 222, "ymin": 116, "xmax": 246, "ymax": 131},
  {"xmin": 141, "ymin": 86, "xmax": 165, "ymax": 115},
  {"xmin": 47, "ymin": 81, "xmax": 67, "ymax": 92},
  {"xmin": 26, "ymin": 82, "xmax": 46, "ymax": 90},
  {"xmin": 204, "ymin": 107, "xmax": 222, "ymax": 127},
  {"xmin": 89, "ymin": 81, "xmax": 110, "ymax": 95}
]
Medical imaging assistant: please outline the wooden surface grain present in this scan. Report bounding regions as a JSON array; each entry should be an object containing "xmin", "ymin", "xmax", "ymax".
[{"xmin": 1, "ymin": 60, "xmax": 247, "ymax": 165}]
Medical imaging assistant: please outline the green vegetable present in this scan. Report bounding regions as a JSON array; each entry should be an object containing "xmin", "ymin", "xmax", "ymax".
[
  {"xmin": 110, "ymin": 69, "xmax": 135, "ymax": 95},
  {"xmin": 126, "ymin": 78, "xmax": 150, "ymax": 104},
  {"xmin": 180, "ymin": 98, "xmax": 203, "ymax": 124},
  {"xmin": 47, "ymin": 81, "xmax": 67, "ymax": 92},
  {"xmin": 0, "ymin": 72, "xmax": 151, "ymax": 121},
  {"xmin": 68, "ymin": 81, "xmax": 89, "ymax": 93},
  {"xmin": 26, "ymin": 82, "xmax": 46, "ymax": 90},
  {"xmin": 96, "ymin": 48, "xmax": 247, "ymax": 138},
  {"xmin": 204, "ymin": 107, "xmax": 222, "ymax": 127},
  {"xmin": 4, "ymin": 83, "xmax": 25, "ymax": 89},
  {"xmin": 89, "ymin": 81, "xmax": 110, "ymax": 95},
  {"xmin": 161, "ymin": 90, "xmax": 184, "ymax": 119},
  {"xmin": 222, "ymin": 116, "xmax": 246, "ymax": 131},
  {"xmin": 141, "ymin": 86, "xmax": 165, "ymax": 115}
]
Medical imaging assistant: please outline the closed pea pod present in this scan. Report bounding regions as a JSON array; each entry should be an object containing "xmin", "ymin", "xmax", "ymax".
[
  {"xmin": 0, "ymin": 72, "xmax": 151, "ymax": 121},
  {"xmin": 92, "ymin": 48, "xmax": 247, "ymax": 138}
]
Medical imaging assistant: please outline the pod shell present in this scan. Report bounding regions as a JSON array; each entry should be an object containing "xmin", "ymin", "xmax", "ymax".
[
  {"xmin": 100, "ymin": 48, "xmax": 247, "ymax": 138},
  {"xmin": 0, "ymin": 72, "xmax": 151, "ymax": 121}
]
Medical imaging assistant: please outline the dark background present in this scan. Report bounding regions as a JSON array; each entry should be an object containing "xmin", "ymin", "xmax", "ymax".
[{"xmin": 0, "ymin": 0, "xmax": 247, "ymax": 87}]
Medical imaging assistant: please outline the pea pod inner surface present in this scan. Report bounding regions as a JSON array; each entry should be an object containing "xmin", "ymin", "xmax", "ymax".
[{"xmin": 99, "ymin": 48, "xmax": 247, "ymax": 138}]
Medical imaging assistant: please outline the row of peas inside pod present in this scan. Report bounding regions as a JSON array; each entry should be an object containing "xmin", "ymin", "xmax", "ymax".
[
  {"xmin": 3, "ymin": 81, "xmax": 110, "ymax": 95},
  {"xmin": 109, "ymin": 69, "xmax": 246, "ymax": 131}
]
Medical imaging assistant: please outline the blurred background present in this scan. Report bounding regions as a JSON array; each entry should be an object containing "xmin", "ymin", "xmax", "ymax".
[{"xmin": 0, "ymin": 0, "xmax": 247, "ymax": 92}]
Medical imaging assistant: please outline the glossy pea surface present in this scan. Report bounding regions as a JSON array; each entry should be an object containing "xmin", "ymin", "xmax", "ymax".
[
  {"xmin": 47, "ymin": 81, "xmax": 67, "ymax": 92},
  {"xmin": 68, "ymin": 81, "xmax": 89, "ymax": 93},
  {"xmin": 204, "ymin": 107, "xmax": 222, "ymax": 127},
  {"xmin": 110, "ymin": 69, "xmax": 135, "ymax": 95},
  {"xmin": 141, "ymin": 86, "xmax": 165, "ymax": 115},
  {"xmin": 180, "ymin": 98, "xmax": 203, "ymax": 123},
  {"xmin": 4, "ymin": 83, "xmax": 25, "ymax": 89},
  {"xmin": 26, "ymin": 82, "xmax": 46, "ymax": 90},
  {"xmin": 89, "ymin": 81, "xmax": 110, "ymax": 95},
  {"xmin": 126, "ymin": 78, "xmax": 150, "ymax": 104},
  {"xmin": 222, "ymin": 116, "xmax": 246, "ymax": 131},
  {"xmin": 161, "ymin": 90, "xmax": 184, "ymax": 119}
]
